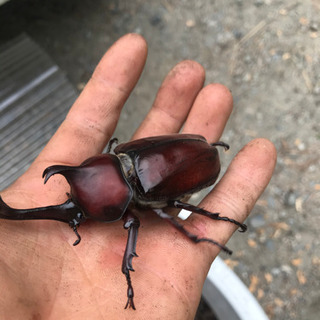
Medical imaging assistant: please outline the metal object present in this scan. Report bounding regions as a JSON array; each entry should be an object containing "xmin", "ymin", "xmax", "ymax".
[{"xmin": 0, "ymin": 34, "xmax": 77, "ymax": 190}]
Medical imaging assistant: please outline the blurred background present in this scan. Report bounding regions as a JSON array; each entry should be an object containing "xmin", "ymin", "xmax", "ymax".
[{"xmin": 0, "ymin": 0, "xmax": 319, "ymax": 319}]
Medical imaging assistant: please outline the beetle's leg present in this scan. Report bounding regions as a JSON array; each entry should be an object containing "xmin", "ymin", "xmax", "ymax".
[
  {"xmin": 211, "ymin": 141, "xmax": 230, "ymax": 150},
  {"xmin": 68, "ymin": 212, "xmax": 84, "ymax": 246},
  {"xmin": 122, "ymin": 211, "xmax": 140, "ymax": 310},
  {"xmin": 106, "ymin": 137, "xmax": 118, "ymax": 153},
  {"xmin": 169, "ymin": 200, "xmax": 247, "ymax": 233},
  {"xmin": 154, "ymin": 208, "xmax": 232, "ymax": 255}
]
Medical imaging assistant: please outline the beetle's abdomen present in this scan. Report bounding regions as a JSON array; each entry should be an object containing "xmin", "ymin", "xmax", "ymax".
[{"xmin": 133, "ymin": 139, "xmax": 220, "ymax": 201}]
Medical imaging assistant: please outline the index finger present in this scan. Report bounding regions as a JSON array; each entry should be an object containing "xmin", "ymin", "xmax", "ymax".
[{"xmin": 36, "ymin": 34, "xmax": 148, "ymax": 165}]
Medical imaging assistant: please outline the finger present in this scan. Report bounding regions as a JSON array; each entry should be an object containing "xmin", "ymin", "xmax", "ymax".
[
  {"xmin": 132, "ymin": 60, "xmax": 205, "ymax": 139},
  {"xmin": 189, "ymin": 138, "xmax": 277, "ymax": 258},
  {"xmin": 37, "ymin": 33, "xmax": 148, "ymax": 165},
  {"xmin": 182, "ymin": 83, "xmax": 233, "ymax": 143}
]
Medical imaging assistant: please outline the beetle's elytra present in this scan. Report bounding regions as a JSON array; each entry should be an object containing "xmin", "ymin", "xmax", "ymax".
[{"xmin": 0, "ymin": 134, "xmax": 247, "ymax": 310}]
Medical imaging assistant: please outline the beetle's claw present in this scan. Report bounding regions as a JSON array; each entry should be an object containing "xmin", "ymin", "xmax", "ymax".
[
  {"xmin": 124, "ymin": 296, "xmax": 136, "ymax": 310},
  {"xmin": 69, "ymin": 213, "xmax": 84, "ymax": 246},
  {"xmin": 238, "ymin": 223, "xmax": 247, "ymax": 233},
  {"xmin": 211, "ymin": 141, "xmax": 230, "ymax": 151},
  {"xmin": 123, "ymin": 270, "xmax": 136, "ymax": 310},
  {"xmin": 124, "ymin": 281, "xmax": 135, "ymax": 309},
  {"xmin": 72, "ymin": 226, "xmax": 81, "ymax": 246}
]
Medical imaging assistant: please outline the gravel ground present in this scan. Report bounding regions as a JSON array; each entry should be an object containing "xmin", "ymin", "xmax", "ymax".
[{"xmin": 1, "ymin": 0, "xmax": 319, "ymax": 319}]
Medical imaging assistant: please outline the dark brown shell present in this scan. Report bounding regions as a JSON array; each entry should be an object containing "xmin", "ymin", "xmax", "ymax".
[{"xmin": 115, "ymin": 134, "xmax": 221, "ymax": 202}]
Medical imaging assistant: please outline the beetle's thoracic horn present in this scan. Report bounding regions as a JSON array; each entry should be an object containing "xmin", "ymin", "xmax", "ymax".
[{"xmin": 43, "ymin": 165, "xmax": 77, "ymax": 184}]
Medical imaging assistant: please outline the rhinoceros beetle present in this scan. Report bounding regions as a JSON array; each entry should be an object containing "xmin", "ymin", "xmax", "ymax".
[{"xmin": 0, "ymin": 134, "xmax": 247, "ymax": 310}]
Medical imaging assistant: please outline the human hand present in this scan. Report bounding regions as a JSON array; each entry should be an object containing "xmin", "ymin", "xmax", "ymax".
[{"xmin": 0, "ymin": 34, "xmax": 276, "ymax": 319}]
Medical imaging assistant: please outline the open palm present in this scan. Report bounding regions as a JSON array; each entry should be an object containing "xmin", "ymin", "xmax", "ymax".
[{"xmin": 0, "ymin": 34, "xmax": 276, "ymax": 320}]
